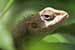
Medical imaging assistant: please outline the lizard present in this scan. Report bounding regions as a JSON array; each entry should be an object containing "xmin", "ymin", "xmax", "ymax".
[{"xmin": 12, "ymin": 7, "xmax": 69, "ymax": 50}]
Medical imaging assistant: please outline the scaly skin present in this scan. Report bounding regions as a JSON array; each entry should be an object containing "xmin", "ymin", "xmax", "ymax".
[{"xmin": 12, "ymin": 7, "xmax": 69, "ymax": 50}]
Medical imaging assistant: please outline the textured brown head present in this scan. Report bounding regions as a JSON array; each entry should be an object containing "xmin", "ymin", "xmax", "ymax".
[{"xmin": 24, "ymin": 7, "xmax": 69, "ymax": 36}]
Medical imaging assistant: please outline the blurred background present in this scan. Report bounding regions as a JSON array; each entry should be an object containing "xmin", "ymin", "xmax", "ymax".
[{"xmin": 0, "ymin": 0, "xmax": 75, "ymax": 50}]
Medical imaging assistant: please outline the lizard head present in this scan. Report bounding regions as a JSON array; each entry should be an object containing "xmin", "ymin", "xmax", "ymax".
[
  {"xmin": 24, "ymin": 7, "xmax": 69, "ymax": 36},
  {"xmin": 39, "ymin": 7, "xmax": 69, "ymax": 27}
]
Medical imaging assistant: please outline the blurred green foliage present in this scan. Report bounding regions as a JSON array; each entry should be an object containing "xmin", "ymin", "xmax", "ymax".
[{"xmin": 0, "ymin": 0, "xmax": 75, "ymax": 50}]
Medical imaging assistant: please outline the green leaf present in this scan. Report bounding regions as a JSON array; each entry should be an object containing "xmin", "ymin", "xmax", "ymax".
[
  {"xmin": 0, "ymin": 0, "xmax": 15, "ymax": 50},
  {"xmin": 43, "ymin": 33, "xmax": 70, "ymax": 43}
]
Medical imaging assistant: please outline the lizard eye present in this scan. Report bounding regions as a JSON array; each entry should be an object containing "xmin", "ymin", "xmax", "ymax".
[
  {"xmin": 43, "ymin": 15, "xmax": 55, "ymax": 21},
  {"xmin": 44, "ymin": 15, "xmax": 49, "ymax": 18}
]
